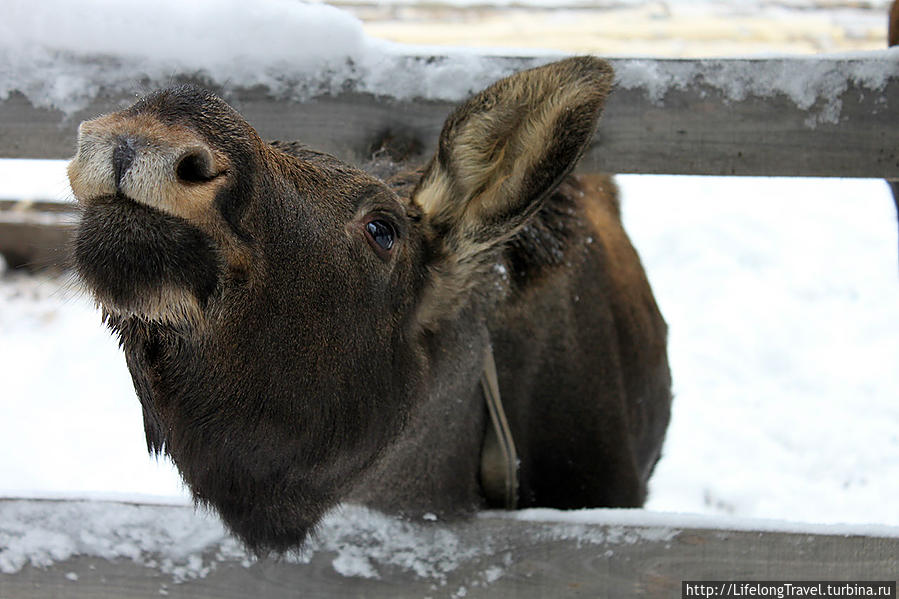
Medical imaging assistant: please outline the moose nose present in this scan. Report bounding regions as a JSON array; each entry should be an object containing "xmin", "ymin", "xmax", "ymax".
[{"xmin": 68, "ymin": 116, "xmax": 224, "ymax": 217}]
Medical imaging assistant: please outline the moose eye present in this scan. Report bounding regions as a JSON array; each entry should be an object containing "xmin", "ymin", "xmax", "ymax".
[{"xmin": 365, "ymin": 219, "xmax": 395, "ymax": 252}]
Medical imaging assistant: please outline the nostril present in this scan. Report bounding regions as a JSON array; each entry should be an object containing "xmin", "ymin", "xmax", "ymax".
[
  {"xmin": 176, "ymin": 149, "xmax": 216, "ymax": 184},
  {"xmin": 112, "ymin": 137, "xmax": 137, "ymax": 190}
]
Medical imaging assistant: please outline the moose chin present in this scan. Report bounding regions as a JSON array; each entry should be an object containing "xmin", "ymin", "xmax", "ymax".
[{"xmin": 68, "ymin": 56, "xmax": 672, "ymax": 553}]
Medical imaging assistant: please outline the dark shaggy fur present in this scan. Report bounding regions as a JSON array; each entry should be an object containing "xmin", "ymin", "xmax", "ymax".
[{"xmin": 68, "ymin": 57, "xmax": 671, "ymax": 552}]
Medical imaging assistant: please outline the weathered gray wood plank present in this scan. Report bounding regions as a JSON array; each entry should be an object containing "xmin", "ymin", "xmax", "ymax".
[
  {"xmin": 0, "ymin": 200, "xmax": 75, "ymax": 270},
  {"xmin": 1, "ymin": 56, "xmax": 897, "ymax": 177},
  {"xmin": 1, "ymin": 499, "xmax": 897, "ymax": 599},
  {"xmin": 3, "ymin": 527, "xmax": 897, "ymax": 598}
]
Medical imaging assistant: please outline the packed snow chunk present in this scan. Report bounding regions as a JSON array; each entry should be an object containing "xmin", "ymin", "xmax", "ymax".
[
  {"xmin": 0, "ymin": 499, "xmax": 510, "ymax": 583},
  {"xmin": 0, "ymin": 500, "xmax": 236, "ymax": 581},
  {"xmin": 0, "ymin": 527, "xmax": 77, "ymax": 574},
  {"xmin": 0, "ymin": 0, "xmax": 530, "ymax": 114},
  {"xmin": 0, "ymin": 0, "xmax": 366, "ymax": 112},
  {"xmin": 305, "ymin": 505, "xmax": 486, "ymax": 582},
  {"xmin": 331, "ymin": 549, "xmax": 380, "ymax": 580}
]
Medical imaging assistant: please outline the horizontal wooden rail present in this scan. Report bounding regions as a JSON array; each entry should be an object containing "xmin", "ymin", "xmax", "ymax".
[
  {"xmin": 0, "ymin": 200, "xmax": 75, "ymax": 270},
  {"xmin": 1, "ymin": 55, "xmax": 897, "ymax": 177},
  {"xmin": 0, "ymin": 499, "xmax": 897, "ymax": 599}
]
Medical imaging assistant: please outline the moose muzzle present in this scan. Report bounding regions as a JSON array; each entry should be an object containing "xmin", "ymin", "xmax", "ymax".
[
  {"xmin": 68, "ymin": 114, "xmax": 227, "ymax": 222},
  {"xmin": 68, "ymin": 112, "xmax": 228, "ymax": 324}
]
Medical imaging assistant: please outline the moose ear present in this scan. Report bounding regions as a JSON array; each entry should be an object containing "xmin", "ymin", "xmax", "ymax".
[
  {"xmin": 413, "ymin": 56, "xmax": 613, "ymax": 247},
  {"xmin": 412, "ymin": 57, "xmax": 613, "ymax": 326}
]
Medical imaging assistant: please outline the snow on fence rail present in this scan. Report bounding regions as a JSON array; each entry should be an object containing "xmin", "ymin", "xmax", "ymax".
[
  {"xmin": 1, "ymin": 499, "xmax": 898, "ymax": 599},
  {"xmin": 1, "ymin": 53, "xmax": 898, "ymax": 177},
  {"xmin": 2, "ymin": 53, "xmax": 898, "ymax": 270}
]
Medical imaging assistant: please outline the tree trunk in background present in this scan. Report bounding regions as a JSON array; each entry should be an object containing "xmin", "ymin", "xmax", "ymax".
[
  {"xmin": 890, "ymin": 1, "xmax": 898, "ymax": 266},
  {"xmin": 890, "ymin": 0, "xmax": 899, "ymax": 46}
]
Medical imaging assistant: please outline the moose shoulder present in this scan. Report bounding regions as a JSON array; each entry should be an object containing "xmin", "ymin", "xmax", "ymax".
[{"xmin": 68, "ymin": 57, "xmax": 671, "ymax": 552}]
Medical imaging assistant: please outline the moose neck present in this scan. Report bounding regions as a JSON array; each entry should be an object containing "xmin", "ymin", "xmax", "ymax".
[
  {"xmin": 348, "ymin": 302, "xmax": 493, "ymax": 516},
  {"xmin": 110, "ymin": 278, "xmax": 496, "ymax": 541}
]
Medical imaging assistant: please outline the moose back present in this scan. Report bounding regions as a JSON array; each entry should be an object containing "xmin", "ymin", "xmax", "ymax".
[{"xmin": 68, "ymin": 57, "xmax": 672, "ymax": 552}]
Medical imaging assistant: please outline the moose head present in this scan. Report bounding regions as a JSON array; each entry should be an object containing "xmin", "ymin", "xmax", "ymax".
[{"xmin": 69, "ymin": 57, "xmax": 671, "ymax": 552}]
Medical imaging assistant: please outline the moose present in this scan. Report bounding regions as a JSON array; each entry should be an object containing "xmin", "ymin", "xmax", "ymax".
[{"xmin": 68, "ymin": 57, "xmax": 671, "ymax": 552}]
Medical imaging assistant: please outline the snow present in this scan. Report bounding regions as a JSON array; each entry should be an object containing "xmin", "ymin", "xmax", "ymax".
[
  {"xmin": 2, "ymin": 0, "xmax": 895, "ymax": 121},
  {"xmin": 0, "ymin": 271, "xmax": 189, "ymax": 502},
  {"xmin": 0, "ymin": 0, "xmax": 532, "ymax": 115},
  {"xmin": 0, "ymin": 500, "xmax": 239, "ymax": 581},
  {"xmin": 0, "ymin": 500, "xmax": 484, "ymax": 582},
  {"xmin": 0, "ymin": 160, "xmax": 72, "ymax": 202},
  {"xmin": 0, "ymin": 0, "xmax": 361, "ymax": 112},
  {"xmin": 298, "ymin": 505, "xmax": 487, "ymax": 581},
  {"xmin": 329, "ymin": 0, "xmax": 892, "ymax": 7},
  {"xmin": 2, "ymin": 499, "xmax": 897, "ymax": 584},
  {"xmin": 621, "ymin": 176, "xmax": 899, "ymax": 528},
  {"xmin": 613, "ymin": 49, "xmax": 899, "ymax": 126},
  {"xmin": 499, "ymin": 508, "xmax": 899, "ymax": 540}
]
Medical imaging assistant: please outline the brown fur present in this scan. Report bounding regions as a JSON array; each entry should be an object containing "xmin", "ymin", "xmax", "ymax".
[
  {"xmin": 412, "ymin": 58, "xmax": 614, "ymax": 329},
  {"xmin": 68, "ymin": 57, "xmax": 671, "ymax": 552}
]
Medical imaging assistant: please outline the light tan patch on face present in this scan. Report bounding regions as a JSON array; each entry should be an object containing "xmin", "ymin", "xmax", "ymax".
[
  {"xmin": 93, "ymin": 283, "xmax": 204, "ymax": 327},
  {"xmin": 68, "ymin": 113, "xmax": 231, "ymax": 223}
]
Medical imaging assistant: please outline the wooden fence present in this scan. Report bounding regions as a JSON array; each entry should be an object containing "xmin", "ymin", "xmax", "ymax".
[
  {"xmin": 3, "ymin": 55, "xmax": 898, "ymax": 270},
  {"xmin": 0, "ymin": 499, "xmax": 897, "ymax": 599},
  {"xmin": 1, "ymin": 54, "xmax": 898, "ymax": 596},
  {"xmin": 2, "ymin": 56, "xmax": 898, "ymax": 176}
]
